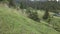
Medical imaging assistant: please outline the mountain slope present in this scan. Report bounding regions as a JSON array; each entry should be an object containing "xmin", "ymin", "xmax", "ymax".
[{"xmin": 0, "ymin": 6, "xmax": 60, "ymax": 34}]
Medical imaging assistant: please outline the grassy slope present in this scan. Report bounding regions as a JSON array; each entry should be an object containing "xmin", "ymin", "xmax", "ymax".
[
  {"xmin": 37, "ymin": 10, "xmax": 60, "ymax": 32},
  {"xmin": 0, "ymin": 6, "xmax": 60, "ymax": 34}
]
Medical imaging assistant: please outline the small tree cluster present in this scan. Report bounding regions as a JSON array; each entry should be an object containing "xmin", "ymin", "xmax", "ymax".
[{"xmin": 26, "ymin": 8, "xmax": 40, "ymax": 22}]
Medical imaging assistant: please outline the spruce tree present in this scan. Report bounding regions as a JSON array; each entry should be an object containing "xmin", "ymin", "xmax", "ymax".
[
  {"xmin": 43, "ymin": 8, "xmax": 49, "ymax": 20},
  {"xmin": 20, "ymin": 2, "xmax": 23, "ymax": 9}
]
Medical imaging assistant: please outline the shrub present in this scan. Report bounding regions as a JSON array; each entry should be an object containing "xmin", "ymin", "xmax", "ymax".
[{"xmin": 26, "ymin": 7, "xmax": 40, "ymax": 22}]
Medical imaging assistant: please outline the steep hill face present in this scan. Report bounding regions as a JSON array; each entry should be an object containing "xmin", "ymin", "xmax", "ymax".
[{"xmin": 0, "ymin": 6, "xmax": 60, "ymax": 34}]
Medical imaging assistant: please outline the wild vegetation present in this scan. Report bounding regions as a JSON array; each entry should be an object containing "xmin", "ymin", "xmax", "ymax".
[{"xmin": 0, "ymin": 0, "xmax": 60, "ymax": 34}]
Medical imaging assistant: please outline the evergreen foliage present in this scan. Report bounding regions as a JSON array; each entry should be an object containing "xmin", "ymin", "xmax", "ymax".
[{"xmin": 43, "ymin": 8, "xmax": 49, "ymax": 20}]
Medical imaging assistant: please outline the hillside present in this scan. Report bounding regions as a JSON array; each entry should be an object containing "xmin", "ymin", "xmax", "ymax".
[{"xmin": 0, "ymin": 6, "xmax": 60, "ymax": 34}]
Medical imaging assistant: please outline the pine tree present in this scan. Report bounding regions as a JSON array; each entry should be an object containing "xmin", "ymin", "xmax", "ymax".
[
  {"xmin": 20, "ymin": 2, "xmax": 23, "ymax": 9},
  {"xmin": 43, "ymin": 8, "xmax": 49, "ymax": 20}
]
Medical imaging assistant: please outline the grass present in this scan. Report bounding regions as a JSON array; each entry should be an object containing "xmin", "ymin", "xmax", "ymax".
[
  {"xmin": 0, "ymin": 6, "xmax": 60, "ymax": 34},
  {"xmin": 37, "ymin": 9, "xmax": 60, "ymax": 32}
]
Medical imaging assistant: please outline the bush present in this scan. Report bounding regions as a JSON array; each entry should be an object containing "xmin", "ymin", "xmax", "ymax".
[{"xmin": 26, "ymin": 7, "xmax": 40, "ymax": 22}]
